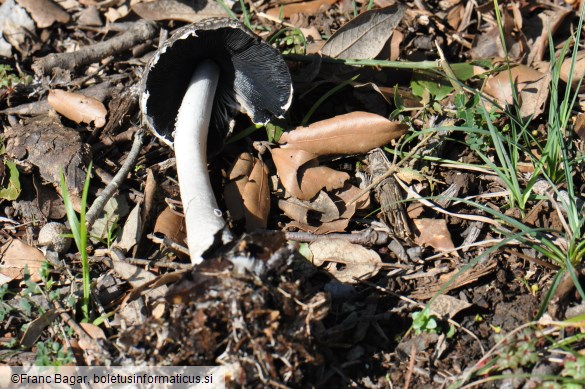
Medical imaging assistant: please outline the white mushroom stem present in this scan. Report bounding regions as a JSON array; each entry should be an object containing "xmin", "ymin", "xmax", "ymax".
[{"xmin": 174, "ymin": 59, "xmax": 226, "ymax": 264}]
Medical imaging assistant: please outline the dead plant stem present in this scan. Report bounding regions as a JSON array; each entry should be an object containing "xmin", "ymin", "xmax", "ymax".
[{"xmin": 86, "ymin": 129, "xmax": 143, "ymax": 229}]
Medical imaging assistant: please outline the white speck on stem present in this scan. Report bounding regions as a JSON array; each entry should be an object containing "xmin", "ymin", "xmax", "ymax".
[{"xmin": 174, "ymin": 59, "xmax": 226, "ymax": 264}]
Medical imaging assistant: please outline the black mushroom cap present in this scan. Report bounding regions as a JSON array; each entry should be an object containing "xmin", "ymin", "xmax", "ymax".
[{"xmin": 140, "ymin": 18, "xmax": 293, "ymax": 154}]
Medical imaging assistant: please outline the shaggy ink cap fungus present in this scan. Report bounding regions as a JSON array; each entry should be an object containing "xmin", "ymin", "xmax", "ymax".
[
  {"xmin": 141, "ymin": 18, "xmax": 293, "ymax": 154},
  {"xmin": 140, "ymin": 18, "xmax": 293, "ymax": 264}
]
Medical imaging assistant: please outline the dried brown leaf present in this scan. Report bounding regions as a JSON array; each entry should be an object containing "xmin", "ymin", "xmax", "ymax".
[
  {"xmin": 153, "ymin": 206, "xmax": 187, "ymax": 246},
  {"xmin": 428, "ymin": 295, "xmax": 472, "ymax": 319},
  {"xmin": 132, "ymin": 0, "xmax": 228, "ymax": 22},
  {"xmin": 266, "ymin": 0, "xmax": 336, "ymax": 18},
  {"xmin": 279, "ymin": 112, "xmax": 407, "ymax": 155},
  {"xmin": 48, "ymin": 89, "xmax": 107, "ymax": 127},
  {"xmin": 321, "ymin": 4, "xmax": 405, "ymax": 59},
  {"xmin": 471, "ymin": 8, "xmax": 520, "ymax": 61},
  {"xmin": 414, "ymin": 218, "xmax": 455, "ymax": 253},
  {"xmin": 243, "ymin": 156, "xmax": 271, "ymax": 230},
  {"xmin": 0, "ymin": 0, "xmax": 35, "ymax": 56},
  {"xmin": 283, "ymin": 183, "xmax": 369, "ymax": 234},
  {"xmin": 561, "ymin": 51, "xmax": 585, "ymax": 91},
  {"xmin": 0, "ymin": 239, "xmax": 45, "ymax": 282},
  {"xmin": 225, "ymin": 153, "xmax": 271, "ymax": 231},
  {"xmin": 16, "ymin": 0, "xmax": 70, "ymax": 28},
  {"xmin": 335, "ymin": 183, "xmax": 370, "ymax": 216},
  {"xmin": 484, "ymin": 65, "xmax": 550, "ymax": 119},
  {"xmin": 112, "ymin": 260, "xmax": 166, "ymax": 318},
  {"xmin": 20, "ymin": 309, "xmax": 58, "ymax": 347},
  {"xmin": 574, "ymin": 113, "xmax": 585, "ymax": 140},
  {"xmin": 288, "ymin": 218, "xmax": 350, "ymax": 234},
  {"xmin": 310, "ymin": 238, "xmax": 382, "ymax": 283},
  {"xmin": 279, "ymin": 191, "xmax": 339, "ymax": 225},
  {"xmin": 105, "ymin": 6, "xmax": 131, "ymax": 23},
  {"xmin": 116, "ymin": 203, "xmax": 142, "ymax": 253},
  {"xmin": 446, "ymin": 3, "xmax": 464, "ymax": 30},
  {"xmin": 271, "ymin": 148, "xmax": 349, "ymax": 201},
  {"xmin": 526, "ymin": 4, "xmax": 571, "ymax": 64}
]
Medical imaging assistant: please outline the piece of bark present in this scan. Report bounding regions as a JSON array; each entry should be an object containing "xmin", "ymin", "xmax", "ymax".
[
  {"xmin": 4, "ymin": 115, "xmax": 92, "ymax": 197},
  {"xmin": 32, "ymin": 20, "xmax": 158, "ymax": 75},
  {"xmin": 367, "ymin": 149, "xmax": 413, "ymax": 241},
  {"xmin": 88, "ymin": 88, "xmax": 138, "ymax": 142}
]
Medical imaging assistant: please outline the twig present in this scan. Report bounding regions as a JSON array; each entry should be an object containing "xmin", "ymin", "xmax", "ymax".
[
  {"xmin": 404, "ymin": 344, "xmax": 416, "ymax": 389},
  {"xmin": 121, "ymin": 255, "xmax": 192, "ymax": 270},
  {"xmin": 284, "ymin": 229, "xmax": 388, "ymax": 246},
  {"xmin": 86, "ymin": 129, "xmax": 143, "ymax": 229},
  {"xmin": 52, "ymin": 299, "xmax": 109, "ymax": 361},
  {"xmin": 435, "ymin": 40, "xmax": 465, "ymax": 95},
  {"xmin": 32, "ymin": 20, "xmax": 158, "ymax": 75},
  {"xmin": 147, "ymin": 233, "xmax": 190, "ymax": 257}
]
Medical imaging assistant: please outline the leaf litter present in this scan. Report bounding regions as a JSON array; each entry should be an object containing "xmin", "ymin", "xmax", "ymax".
[{"xmin": 0, "ymin": 0, "xmax": 584, "ymax": 388}]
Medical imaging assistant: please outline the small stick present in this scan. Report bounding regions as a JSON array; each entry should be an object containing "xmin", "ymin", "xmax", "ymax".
[
  {"xmin": 86, "ymin": 130, "xmax": 143, "ymax": 229},
  {"xmin": 404, "ymin": 344, "xmax": 416, "ymax": 389},
  {"xmin": 122, "ymin": 254, "xmax": 192, "ymax": 270},
  {"xmin": 285, "ymin": 229, "xmax": 388, "ymax": 246},
  {"xmin": 32, "ymin": 20, "xmax": 158, "ymax": 75},
  {"xmin": 147, "ymin": 233, "xmax": 190, "ymax": 257}
]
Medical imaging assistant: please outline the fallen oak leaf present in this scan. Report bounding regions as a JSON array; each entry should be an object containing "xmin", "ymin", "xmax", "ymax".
[
  {"xmin": 279, "ymin": 112, "xmax": 407, "ymax": 156},
  {"xmin": 279, "ymin": 191, "xmax": 340, "ymax": 226},
  {"xmin": 483, "ymin": 65, "xmax": 550, "ymax": 119},
  {"xmin": 560, "ymin": 50, "xmax": 585, "ymax": 91},
  {"xmin": 48, "ymin": 89, "xmax": 107, "ymax": 127},
  {"xmin": 271, "ymin": 148, "xmax": 349, "ymax": 201},
  {"xmin": 0, "ymin": 238, "xmax": 45, "ymax": 282},
  {"xmin": 224, "ymin": 153, "xmax": 271, "ymax": 231},
  {"xmin": 266, "ymin": 0, "xmax": 336, "ymax": 18},
  {"xmin": 288, "ymin": 218, "xmax": 350, "ymax": 234},
  {"xmin": 16, "ymin": 0, "xmax": 70, "ymax": 28},
  {"xmin": 309, "ymin": 238, "xmax": 382, "ymax": 283},
  {"xmin": 413, "ymin": 218, "xmax": 456, "ymax": 253}
]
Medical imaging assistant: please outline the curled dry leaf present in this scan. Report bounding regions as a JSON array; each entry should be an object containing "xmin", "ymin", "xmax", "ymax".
[
  {"xmin": 0, "ymin": 0, "xmax": 35, "ymax": 56},
  {"xmin": 283, "ymin": 184, "xmax": 370, "ymax": 234},
  {"xmin": 279, "ymin": 191, "xmax": 339, "ymax": 226},
  {"xmin": 154, "ymin": 206, "xmax": 186, "ymax": 242},
  {"xmin": 271, "ymin": 148, "xmax": 349, "ymax": 201},
  {"xmin": 483, "ymin": 65, "xmax": 550, "ymax": 119},
  {"xmin": 279, "ymin": 112, "xmax": 407, "ymax": 156},
  {"xmin": 428, "ymin": 294, "xmax": 472, "ymax": 319},
  {"xmin": 574, "ymin": 113, "xmax": 585, "ymax": 140},
  {"xmin": 561, "ymin": 51, "xmax": 585, "ymax": 91},
  {"xmin": 16, "ymin": 0, "xmax": 70, "ymax": 28},
  {"xmin": 0, "ymin": 238, "xmax": 45, "ymax": 282},
  {"xmin": 526, "ymin": 4, "xmax": 571, "ymax": 64},
  {"xmin": 309, "ymin": 238, "xmax": 382, "ymax": 283},
  {"xmin": 413, "ymin": 218, "xmax": 456, "ymax": 253},
  {"xmin": 266, "ymin": 0, "xmax": 336, "ymax": 18},
  {"xmin": 48, "ymin": 89, "xmax": 107, "ymax": 127},
  {"xmin": 132, "ymin": 0, "xmax": 228, "ymax": 23},
  {"xmin": 111, "ymin": 259, "xmax": 167, "ymax": 318},
  {"xmin": 224, "ymin": 153, "xmax": 271, "ymax": 231}
]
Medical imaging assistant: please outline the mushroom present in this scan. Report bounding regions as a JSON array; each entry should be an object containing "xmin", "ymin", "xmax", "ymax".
[{"xmin": 140, "ymin": 18, "xmax": 293, "ymax": 264}]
